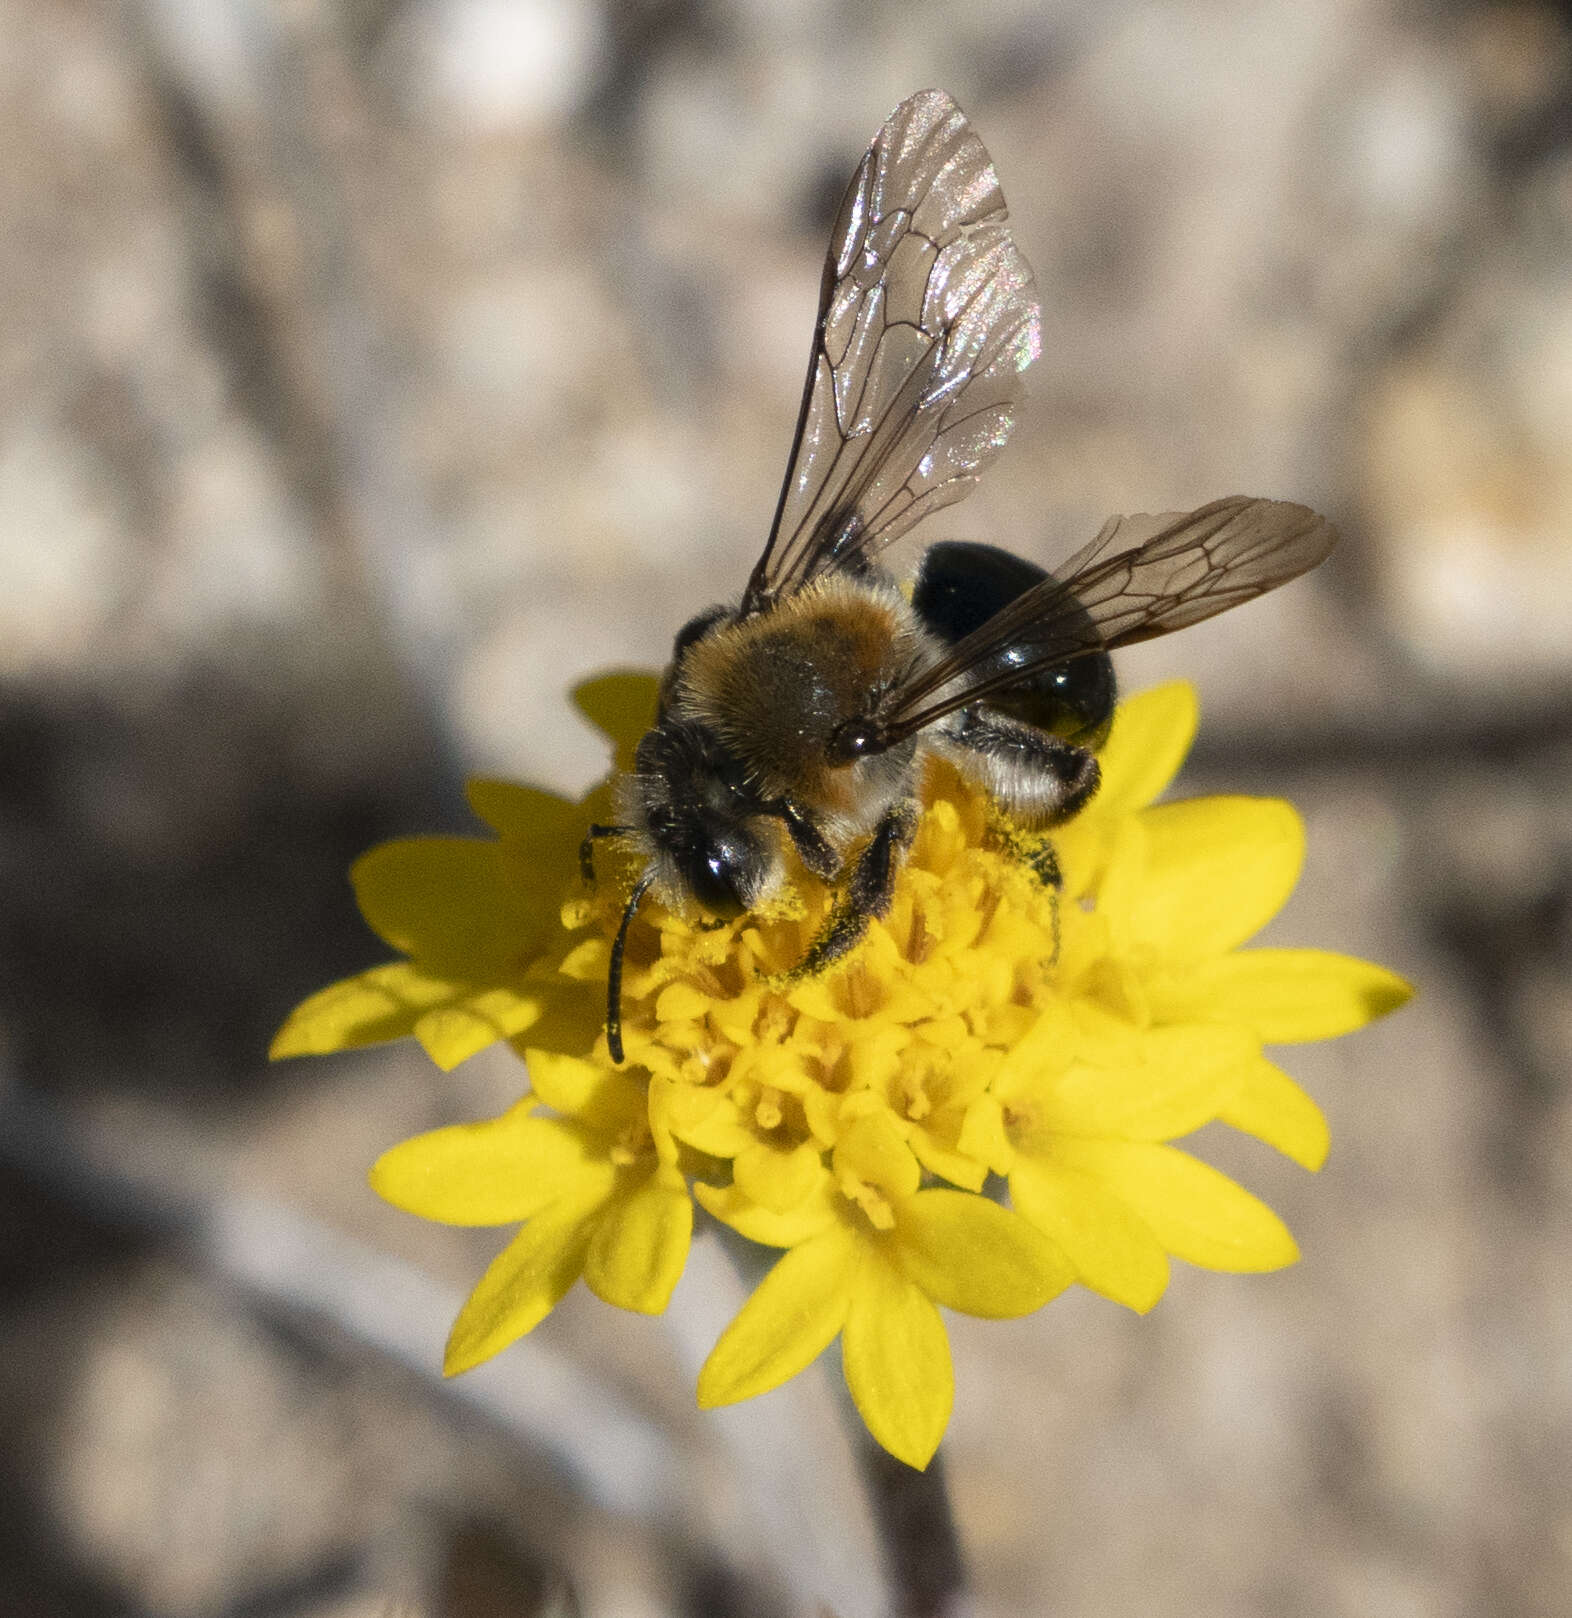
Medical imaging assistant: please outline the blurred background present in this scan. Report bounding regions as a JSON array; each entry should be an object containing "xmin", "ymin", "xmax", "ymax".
[{"xmin": 2, "ymin": 0, "xmax": 1569, "ymax": 1613}]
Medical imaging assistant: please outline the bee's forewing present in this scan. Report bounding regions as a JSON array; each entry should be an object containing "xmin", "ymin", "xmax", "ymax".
[{"xmin": 744, "ymin": 90, "xmax": 1042, "ymax": 609}]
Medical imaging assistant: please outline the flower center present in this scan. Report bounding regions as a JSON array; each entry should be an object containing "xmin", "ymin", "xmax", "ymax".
[
  {"xmin": 609, "ymin": 1119, "xmax": 652, "ymax": 1166},
  {"xmin": 837, "ymin": 1169, "xmax": 897, "ymax": 1232}
]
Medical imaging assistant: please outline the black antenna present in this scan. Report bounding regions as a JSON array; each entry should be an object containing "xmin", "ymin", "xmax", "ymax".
[{"xmin": 607, "ymin": 870, "xmax": 656, "ymax": 1064}]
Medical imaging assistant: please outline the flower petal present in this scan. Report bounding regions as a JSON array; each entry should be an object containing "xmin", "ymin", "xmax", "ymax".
[
  {"xmin": 1148, "ymin": 949, "xmax": 1414, "ymax": 1041},
  {"xmin": 352, "ymin": 838, "xmax": 543, "ymax": 972},
  {"xmin": 734, "ymin": 1141, "xmax": 829, "ymax": 1214},
  {"xmin": 465, "ymin": 779, "xmax": 583, "ymax": 846},
  {"xmin": 694, "ymin": 1179, "xmax": 839, "ymax": 1248},
  {"xmin": 443, "ymin": 1198, "xmax": 602, "ymax": 1374},
  {"xmin": 270, "ymin": 962, "xmax": 459, "ymax": 1058},
  {"xmin": 572, "ymin": 672, "xmax": 659, "ymax": 772},
  {"xmin": 1219, "ymin": 1055, "xmax": 1330, "ymax": 1170},
  {"xmin": 370, "ymin": 1108, "xmax": 607, "ymax": 1225},
  {"xmin": 843, "ymin": 1248, "xmax": 953, "ymax": 1469},
  {"xmin": 1051, "ymin": 1140, "xmax": 1299, "ymax": 1272},
  {"xmin": 584, "ymin": 1167, "xmax": 692, "ymax": 1313},
  {"xmin": 895, "ymin": 1189, "xmax": 1073, "ymax": 1318},
  {"xmin": 990, "ymin": 1000, "xmax": 1077, "ymax": 1101},
  {"xmin": 1103, "ymin": 797, "xmax": 1304, "ymax": 959},
  {"xmin": 834, "ymin": 1111, "xmax": 922, "ymax": 1201},
  {"xmin": 1090, "ymin": 680, "xmax": 1199, "ymax": 815},
  {"xmin": 1008, "ymin": 1156, "xmax": 1169, "ymax": 1311},
  {"xmin": 523, "ymin": 1048, "xmax": 646, "ymax": 1131},
  {"xmin": 1053, "ymin": 682, "xmax": 1198, "ymax": 895},
  {"xmin": 697, "ymin": 1227, "xmax": 858, "ymax": 1406},
  {"xmin": 1040, "ymin": 1024, "xmax": 1257, "ymax": 1141},
  {"xmin": 415, "ymin": 986, "xmax": 548, "ymax": 1070}
]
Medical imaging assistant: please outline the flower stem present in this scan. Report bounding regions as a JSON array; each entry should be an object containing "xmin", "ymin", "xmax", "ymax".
[{"xmin": 856, "ymin": 1433, "xmax": 969, "ymax": 1617}]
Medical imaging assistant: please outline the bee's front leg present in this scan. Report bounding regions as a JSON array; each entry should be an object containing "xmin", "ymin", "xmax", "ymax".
[
  {"xmin": 580, "ymin": 823, "xmax": 634, "ymax": 886},
  {"xmin": 765, "ymin": 798, "xmax": 841, "ymax": 883},
  {"xmin": 787, "ymin": 799, "xmax": 919, "ymax": 981}
]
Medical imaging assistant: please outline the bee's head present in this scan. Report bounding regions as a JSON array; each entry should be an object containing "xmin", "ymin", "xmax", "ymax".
[
  {"xmin": 630, "ymin": 721, "xmax": 775, "ymax": 920},
  {"xmin": 604, "ymin": 718, "xmax": 775, "ymax": 1064}
]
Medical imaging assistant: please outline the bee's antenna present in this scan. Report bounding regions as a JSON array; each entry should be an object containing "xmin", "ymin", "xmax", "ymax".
[{"xmin": 607, "ymin": 870, "xmax": 656, "ymax": 1065}]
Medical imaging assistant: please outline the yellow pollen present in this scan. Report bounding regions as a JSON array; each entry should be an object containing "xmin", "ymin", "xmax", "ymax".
[
  {"xmin": 609, "ymin": 1122, "xmax": 651, "ymax": 1166},
  {"xmin": 838, "ymin": 1171, "xmax": 896, "ymax": 1232},
  {"xmin": 839, "ymin": 962, "xmax": 884, "ymax": 1020},
  {"xmin": 755, "ymin": 1088, "xmax": 784, "ymax": 1132},
  {"xmin": 756, "ymin": 999, "xmax": 796, "ymax": 1044}
]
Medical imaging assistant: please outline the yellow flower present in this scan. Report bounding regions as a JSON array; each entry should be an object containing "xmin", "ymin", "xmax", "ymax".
[{"xmin": 274, "ymin": 673, "xmax": 1410, "ymax": 1469}]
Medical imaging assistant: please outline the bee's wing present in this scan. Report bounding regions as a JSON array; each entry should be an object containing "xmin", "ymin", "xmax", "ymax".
[
  {"xmin": 740, "ymin": 90, "xmax": 1041, "ymax": 612},
  {"xmin": 869, "ymin": 496, "xmax": 1337, "ymax": 741}
]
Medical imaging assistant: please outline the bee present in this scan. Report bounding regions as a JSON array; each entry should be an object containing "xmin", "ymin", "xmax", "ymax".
[{"xmin": 584, "ymin": 89, "xmax": 1337, "ymax": 1062}]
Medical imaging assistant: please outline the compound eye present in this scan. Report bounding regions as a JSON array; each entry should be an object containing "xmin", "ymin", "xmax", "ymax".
[{"xmin": 672, "ymin": 605, "xmax": 727, "ymax": 662}]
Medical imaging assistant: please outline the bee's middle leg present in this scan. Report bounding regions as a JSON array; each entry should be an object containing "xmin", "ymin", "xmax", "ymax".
[{"xmin": 788, "ymin": 800, "xmax": 919, "ymax": 980}]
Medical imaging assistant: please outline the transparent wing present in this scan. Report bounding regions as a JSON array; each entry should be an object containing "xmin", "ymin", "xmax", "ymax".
[
  {"xmin": 741, "ymin": 89, "xmax": 1042, "ymax": 612},
  {"xmin": 870, "ymin": 496, "xmax": 1337, "ymax": 742}
]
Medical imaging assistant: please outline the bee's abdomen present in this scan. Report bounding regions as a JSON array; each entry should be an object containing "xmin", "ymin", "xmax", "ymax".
[{"xmin": 913, "ymin": 540, "xmax": 1116, "ymax": 747}]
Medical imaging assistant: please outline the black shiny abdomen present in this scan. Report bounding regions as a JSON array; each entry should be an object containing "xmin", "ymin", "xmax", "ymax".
[{"xmin": 912, "ymin": 540, "xmax": 1116, "ymax": 747}]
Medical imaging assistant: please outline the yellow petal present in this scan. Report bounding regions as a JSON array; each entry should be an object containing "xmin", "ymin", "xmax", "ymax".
[
  {"xmin": 523, "ymin": 1048, "xmax": 645, "ymax": 1131},
  {"xmin": 834, "ymin": 1111, "xmax": 921, "ymax": 1201},
  {"xmin": 990, "ymin": 1000, "xmax": 1077, "ymax": 1101},
  {"xmin": 1148, "ymin": 949, "xmax": 1414, "ymax": 1041},
  {"xmin": 270, "ymin": 961, "xmax": 459, "ymax": 1058},
  {"xmin": 894, "ymin": 1189, "xmax": 1073, "ymax": 1318},
  {"xmin": 415, "ymin": 986, "xmax": 547, "ymax": 1070},
  {"xmin": 505, "ymin": 983, "xmax": 605, "ymax": 1059},
  {"xmin": 908, "ymin": 1131, "xmax": 988, "ymax": 1193},
  {"xmin": 465, "ymin": 779, "xmax": 582, "ymax": 845},
  {"xmin": 584, "ymin": 1167, "xmax": 692, "ymax": 1314},
  {"xmin": 656, "ymin": 1086, "xmax": 756, "ymax": 1158},
  {"xmin": 697, "ymin": 1228, "xmax": 858, "ymax": 1406},
  {"xmin": 1219, "ymin": 1055, "xmax": 1330, "ymax": 1170},
  {"xmin": 443, "ymin": 1197, "xmax": 602, "ymax": 1374},
  {"xmin": 693, "ymin": 1180, "xmax": 838, "ymax": 1248},
  {"xmin": 1040, "ymin": 1024, "xmax": 1257, "ymax": 1141},
  {"xmin": 655, "ymin": 981, "xmax": 712, "ymax": 1022},
  {"xmin": 1103, "ymin": 797, "xmax": 1304, "ymax": 959},
  {"xmin": 734, "ymin": 1141, "xmax": 829, "ymax": 1214},
  {"xmin": 1008, "ymin": 1156, "xmax": 1169, "ymax": 1312},
  {"xmin": 352, "ymin": 838, "xmax": 542, "ymax": 972},
  {"xmin": 572, "ymin": 672, "xmax": 659, "ymax": 772},
  {"xmin": 842, "ymin": 1247, "xmax": 953, "ymax": 1469},
  {"xmin": 370, "ymin": 1108, "xmax": 606, "ymax": 1225},
  {"xmin": 957, "ymin": 1093, "xmax": 1012, "ymax": 1175},
  {"xmin": 1091, "ymin": 681, "xmax": 1199, "ymax": 815},
  {"xmin": 1053, "ymin": 682, "xmax": 1197, "ymax": 895},
  {"xmin": 1052, "ymin": 1140, "xmax": 1299, "ymax": 1272}
]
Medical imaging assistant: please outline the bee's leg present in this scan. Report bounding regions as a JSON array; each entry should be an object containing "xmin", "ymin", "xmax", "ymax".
[
  {"xmin": 941, "ymin": 709, "xmax": 1101, "ymax": 830},
  {"xmin": 770, "ymin": 799, "xmax": 841, "ymax": 883},
  {"xmin": 788, "ymin": 800, "xmax": 919, "ymax": 980},
  {"xmin": 939, "ymin": 710, "xmax": 1095, "ymax": 965},
  {"xmin": 1013, "ymin": 831, "xmax": 1062, "ymax": 891},
  {"xmin": 579, "ymin": 823, "xmax": 634, "ymax": 886}
]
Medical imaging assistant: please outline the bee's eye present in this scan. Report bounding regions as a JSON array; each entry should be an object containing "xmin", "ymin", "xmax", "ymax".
[{"xmin": 672, "ymin": 606, "xmax": 727, "ymax": 662}]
